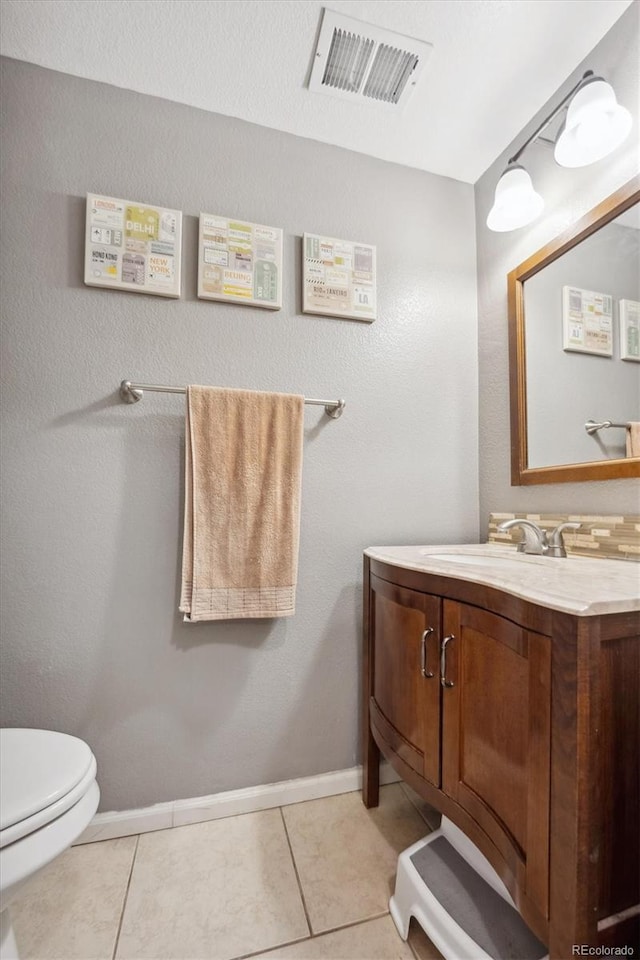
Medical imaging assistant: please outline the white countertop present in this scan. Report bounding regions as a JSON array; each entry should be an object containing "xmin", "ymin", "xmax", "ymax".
[{"xmin": 365, "ymin": 543, "xmax": 640, "ymax": 616}]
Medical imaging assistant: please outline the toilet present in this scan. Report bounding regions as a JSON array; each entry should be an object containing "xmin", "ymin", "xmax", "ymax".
[{"xmin": 0, "ymin": 729, "xmax": 99, "ymax": 960}]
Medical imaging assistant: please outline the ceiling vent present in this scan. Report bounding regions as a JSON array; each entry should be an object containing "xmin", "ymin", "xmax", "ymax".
[{"xmin": 309, "ymin": 9, "xmax": 433, "ymax": 109}]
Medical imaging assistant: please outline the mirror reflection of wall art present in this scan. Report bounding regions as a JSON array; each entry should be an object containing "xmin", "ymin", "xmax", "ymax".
[
  {"xmin": 303, "ymin": 233, "xmax": 376, "ymax": 322},
  {"xmin": 562, "ymin": 285, "xmax": 613, "ymax": 356},
  {"xmin": 84, "ymin": 194, "xmax": 182, "ymax": 298},
  {"xmin": 197, "ymin": 214, "xmax": 283, "ymax": 309},
  {"xmin": 620, "ymin": 299, "xmax": 640, "ymax": 362}
]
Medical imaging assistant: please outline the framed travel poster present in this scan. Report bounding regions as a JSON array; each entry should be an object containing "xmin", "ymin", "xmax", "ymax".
[
  {"xmin": 303, "ymin": 233, "xmax": 376, "ymax": 322},
  {"xmin": 197, "ymin": 214, "xmax": 283, "ymax": 309},
  {"xmin": 84, "ymin": 193, "xmax": 182, "ymax": 298},
  {"xmin": 619, "ymin": 299, "xmax": 640, "ymax": 361},
  {"xmin": 562, "ymin": 285, "xmax": 613, "ymax": 356}
]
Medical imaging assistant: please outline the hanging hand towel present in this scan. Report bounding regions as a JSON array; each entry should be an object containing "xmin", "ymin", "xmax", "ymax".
[
  {"xmin": 180, "ymin": 386, "xmax": 304, "ymax": 621},
  {"xmin": 626, "ymin": 422, "xmax": 640, "ymax": 458}
]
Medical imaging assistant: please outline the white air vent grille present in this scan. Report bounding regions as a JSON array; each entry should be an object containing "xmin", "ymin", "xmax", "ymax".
[
  {"xmin": 309, "ymin": 10, "xmax": 432, "ymax": 109},
  {"xmin": 362, "ymin": 45, "xmax": 419, "ymax": 104},
  {"xmin": 322, "ymin": 30, "xmax": 374, "ymax": 94}
]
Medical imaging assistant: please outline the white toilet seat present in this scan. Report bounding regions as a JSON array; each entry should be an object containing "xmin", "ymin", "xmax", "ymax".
[
  {"xmin": 0, "ymin": 755, "xmax": 97, "ymax": 848},
  {"xmin": 0, "ymin": 729, "xmax": 95, "ymax": 836}
]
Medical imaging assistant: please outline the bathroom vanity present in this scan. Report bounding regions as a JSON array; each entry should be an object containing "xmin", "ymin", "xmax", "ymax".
[{"xmin": 362, "ymin": 544, "xmax": 640, "ymax": 958}]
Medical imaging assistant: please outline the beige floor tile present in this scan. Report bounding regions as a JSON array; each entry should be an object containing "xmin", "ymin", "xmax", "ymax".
[
  {"xmin": 116, "ymin": 808, "xmax": 308, "ymax": 960},
  {"xmin": 282, "ymin": 785, "xmax": 429, "ymax": 935},
  {"xmin": 407, "ymin": 919, "xmax": 445, "ymax": 960},
  {"xmin": 250, "ymin": 915, "xmax": 414, "ymax": 959},
  {"xmin": 10, "ymin": 835, "xmax": 137, "ymax": 960}
]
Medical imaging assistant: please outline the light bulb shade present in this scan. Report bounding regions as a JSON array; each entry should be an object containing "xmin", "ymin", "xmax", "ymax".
[
  {"xmin": 554, "ymin": 78, "xmax": 632, "ymax": 167},
  {"xmin": 486, "ymin": 165, "xmax": 544, "ymax": 232}
]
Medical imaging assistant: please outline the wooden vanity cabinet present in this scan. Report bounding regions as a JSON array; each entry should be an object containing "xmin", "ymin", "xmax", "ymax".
[
  {"xmin": 440, "ymin": 599, "xmax": 552, "ymax": 924},
  {"xmin": 363, "ymin": 556, "xmax": 640, "ymax": 957},
  {"xmin": 368, "ymin": 574, "xmax": 441, "ymax": 787}
]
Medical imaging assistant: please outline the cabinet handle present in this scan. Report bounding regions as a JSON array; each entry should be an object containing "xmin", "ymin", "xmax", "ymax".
[
  {"xmin": 421, "ymin": 628, "xmax": 435, "ymax": 678},
  {"xmin": 440, "ymin": 634, "xmax": 455, "ymax": 688}
]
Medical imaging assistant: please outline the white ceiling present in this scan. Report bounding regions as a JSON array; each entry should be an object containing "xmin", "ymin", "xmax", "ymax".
[{"xmin": 0, "ymin": 0, "xmax": 633, "ymax": 183}]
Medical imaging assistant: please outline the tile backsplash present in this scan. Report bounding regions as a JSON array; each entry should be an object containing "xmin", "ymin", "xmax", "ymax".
[{"xmin": 488, "ymin": 513, "xmax": 640, "ymax": 561}]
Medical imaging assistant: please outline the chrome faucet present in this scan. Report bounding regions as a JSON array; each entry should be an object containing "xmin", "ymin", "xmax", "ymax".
[
  {"xmin": 546, "ymin": 521, "xmax": 581, "ymax": 558},
  {"xmin": 497, "ymin": 519, "xmax": 549, "ymax": 554},
  {"xmin": 496, "ymin": 519, "xmax": 581, "ymax": 557}
]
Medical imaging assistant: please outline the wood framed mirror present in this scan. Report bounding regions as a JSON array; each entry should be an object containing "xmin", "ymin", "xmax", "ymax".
[{"xmin": 508, "ymin": 175, "xmax": 640, "ymax": 485}]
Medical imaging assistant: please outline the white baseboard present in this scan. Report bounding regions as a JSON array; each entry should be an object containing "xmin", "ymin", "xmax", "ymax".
[{"xmin": 75, "ymin": 761, "xmax": 401, "ymax": 844}]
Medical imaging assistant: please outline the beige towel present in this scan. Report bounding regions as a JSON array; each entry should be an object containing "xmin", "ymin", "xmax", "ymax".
[
  {"xmin": 626, "ymin": 422, "xmax": 640, "ymax": 458},
  {"xmin": 180, "ymin": 386, "xmax": 304, "ymax": 621}
]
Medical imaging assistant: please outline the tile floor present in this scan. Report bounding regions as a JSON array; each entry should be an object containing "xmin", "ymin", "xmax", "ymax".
[{"xmin": 10, "ymin": 783, "xmax": 445, "ymax": 960}]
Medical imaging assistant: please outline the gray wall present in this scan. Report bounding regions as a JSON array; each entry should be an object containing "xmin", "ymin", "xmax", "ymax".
[
  {"xmin": 525, "ymin": 222, "xmax": 640, "ymax": 466},
  {"xmin": 0, "ymin": 58, "xmax": 478, "ymax": 811},
  {"xmin": 475, "ymin": 1, "xmax": 640, "ymax": 519}
]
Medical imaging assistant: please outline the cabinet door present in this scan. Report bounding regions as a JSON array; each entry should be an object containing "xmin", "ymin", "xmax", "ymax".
[
  {"xmin": 369, "ymin": 574, "xmax": 441, "ymax": 786},
  {"xmin": 441, "ymin": 600, "xmax": 551, "ymax": 918}
]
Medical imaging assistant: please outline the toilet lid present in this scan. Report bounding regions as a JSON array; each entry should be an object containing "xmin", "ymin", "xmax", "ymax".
[{"xmin": 0, "ymin": 729, "xmax": 95, "ymax": 831}]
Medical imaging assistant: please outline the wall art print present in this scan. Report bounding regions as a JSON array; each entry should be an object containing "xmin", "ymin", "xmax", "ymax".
[
  {"xmin": 303, "ymin": 233, "xmax": 376, "ymax": 322},
  {"xmin": 197, "ymin": 214, "xmax": 283, "ymax": 309},
  {"xmin": 562, "ymin": 285, "xmax": 613, "ymax": 357},
  {"xmin": 619, "ymin": 298, "xmax": 640, "ymax": 361},
  {"xmin": 84, "ymin": 193, "xmax": 182, "ymax": 298}
]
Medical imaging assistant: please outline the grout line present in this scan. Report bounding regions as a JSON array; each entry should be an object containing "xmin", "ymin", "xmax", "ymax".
[
  {"xmin": 233, "ymin": 912, "xmax": 394, "ymax": 960},
  {"xmin": 111, "ymin": 834, "xmax": 140, "ymax": 960},
  {"xmin": 232, "ymin": 932, "xmax": 312, "ymax": 960},
  {"xmin": 308, "ymin": 911, "xmax": 391, "ymax": 939},
  {"xmin": 279, "ymin": 807, "xmax": 313, "ymax": 938}
]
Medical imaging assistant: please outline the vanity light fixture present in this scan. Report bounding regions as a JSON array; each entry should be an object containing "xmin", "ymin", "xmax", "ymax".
[
  {"xmin": 486, "ymin": 164, "xmax": 544, "ymax": 233},
  {"xmin": 554, "ymin": 77, "xmax": 632, "ymax": 167},
  {"xmin": 487, "ymin": 71, "xmax": 632, "ymax": 232}
]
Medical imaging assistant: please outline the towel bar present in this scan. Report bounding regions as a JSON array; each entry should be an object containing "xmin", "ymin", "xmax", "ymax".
[
  {"xmin": 585, "ymin": 419, "xmax": 631, "ymax": 435},
  {"xmin": 119, "ymin": 380, "xmax": 345, "ymax": 419}
]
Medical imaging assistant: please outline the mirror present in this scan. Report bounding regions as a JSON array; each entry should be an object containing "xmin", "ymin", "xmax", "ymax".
[{"xmin": 508, "ymin": 175, "xmax": 640, "ymax": 485}]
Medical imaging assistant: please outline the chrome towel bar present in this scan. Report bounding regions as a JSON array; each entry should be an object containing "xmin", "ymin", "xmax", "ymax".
[
  {"xmin": 119, "ymin": 380, "xmax": 346, "ymax": 419},
  {"xmin": 585, "ymin": 419, "xmax": 632, "ymax": 435}
]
